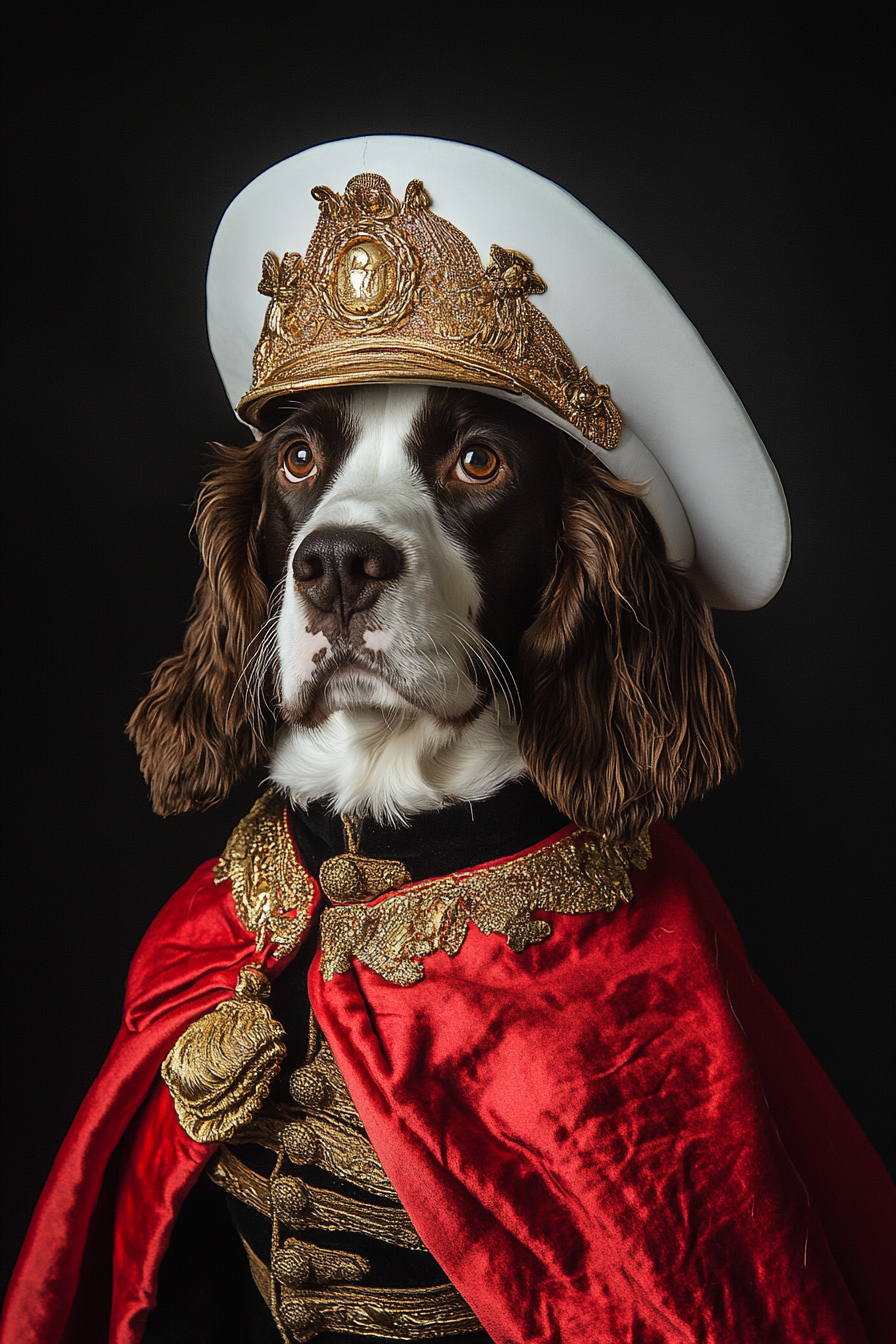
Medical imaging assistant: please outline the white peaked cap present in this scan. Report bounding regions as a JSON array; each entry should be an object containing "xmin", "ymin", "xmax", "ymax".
[{"xmin": 207, "ymin": 135, "xmax": 790, "ymax": 609}]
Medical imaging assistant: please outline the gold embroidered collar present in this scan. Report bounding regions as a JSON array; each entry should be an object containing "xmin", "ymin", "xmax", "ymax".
[
  {"xmin": 215, "ymin": 790, "xmax": 650, "ymax": 987},
  {"xmin": 214, "ymin": 790, "xmax": 316, "ymax": 959}
]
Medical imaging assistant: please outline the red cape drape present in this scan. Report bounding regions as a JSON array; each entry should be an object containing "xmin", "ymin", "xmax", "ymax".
[{"xmin": 3, "ymin": 823, "xmax": 894, "ymax": 1343}]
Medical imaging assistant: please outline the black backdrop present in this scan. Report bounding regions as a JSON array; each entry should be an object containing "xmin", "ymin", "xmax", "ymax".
[{"xmin": 2, "ymin": 2, "xmax": 893, "ymax": 1294}]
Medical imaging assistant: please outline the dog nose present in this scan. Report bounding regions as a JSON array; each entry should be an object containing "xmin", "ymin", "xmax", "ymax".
[{"xmin": 293, "ymin": 527, "xmax": 403, "ymax": 618}]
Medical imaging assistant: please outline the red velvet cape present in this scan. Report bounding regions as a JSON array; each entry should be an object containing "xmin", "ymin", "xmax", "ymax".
[{"xmin": 3, "ymin": 822, "xmax": 894, "ymax": 1343}]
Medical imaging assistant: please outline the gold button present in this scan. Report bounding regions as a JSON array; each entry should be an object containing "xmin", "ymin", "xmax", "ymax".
[
  {"xmin": 271, "ymin": 1176, "xmax": 309, "ymax": 1224},
  {"xmin": 289, "ymin": 1067, "xmax": 330, "ymax": 1109},
  {"xmin": 280, "ymin": 1298, "xmax": 324, "ymax": 1333},
  {"xmin": 282, "ymin": 1121, "xmax": 319, "ymax": 1165},
  {"xmin": 271, "ymin": 1242, "xmax": 312, "ymax": 1287}
]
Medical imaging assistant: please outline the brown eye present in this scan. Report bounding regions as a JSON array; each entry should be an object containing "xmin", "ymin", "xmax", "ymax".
[
  {"xmin": 456, "ymin": 444, "xmax": 501, "ymax": 482},
  {"xmin": 281, "ymin": 439, "xmax": 317, "ymax": 483}
]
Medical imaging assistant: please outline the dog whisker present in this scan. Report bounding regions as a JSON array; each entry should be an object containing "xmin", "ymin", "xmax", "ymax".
[
  {"xmin": 446, "ymin": 632, "xmax": 495, "ymax": 708},
  {"xmin": 235, "ymin": 577, "xmax": 287, "ymax": 744},
  {"xmin": 424, "ymin": 630, "xmax": 484, "ymax": 713},
  {"xmin": 433, "ymin": 631, "xmax": 505, "ymax": 728},
  {"xmin": 443, "ymin": 615, "xmax": 510, "ymax": 694},
  {"xmin": 437, "ymin": 628, "xmax": 493, "ymax": 704},
  {"xmin": 466, "ymin": 631, "xmax": 522, "ymax": 720},
  {"xmin": 443, "ymin": 614, "xmax": 521, "ymax": 722},
  {"xmin": 422, "ymin": 633, "xmax": 456, "ymax": 702}
]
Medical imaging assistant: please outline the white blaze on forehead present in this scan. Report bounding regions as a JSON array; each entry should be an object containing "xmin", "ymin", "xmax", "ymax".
[
  {"xmin": 295, "ymin": 382, "xmax": 480, "ymax": 627},
  {"xmin": 303, "ymin": 384, "xmax": 428, "ymax": 534},
  {"xmin": 276, "ymin": 381, "xmax": 483, "ymax": 725},
  {"xmin": 350, "ymin": 383, "xmax": 427, "ymax": 475}
]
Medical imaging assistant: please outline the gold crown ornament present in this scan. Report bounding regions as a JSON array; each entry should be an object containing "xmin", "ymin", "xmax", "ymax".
[{"xmin": 239, "ymin": 172, "xmax": 622, "ymax": 451}]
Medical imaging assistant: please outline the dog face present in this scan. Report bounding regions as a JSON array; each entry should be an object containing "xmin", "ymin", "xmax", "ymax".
[
  {"xmin": 257, "ymin": 385, "xmax": 563, "ymax": 731},
  {"xmin": 129, "ymin": 384, "xmax": 739, "ymax": 838}
]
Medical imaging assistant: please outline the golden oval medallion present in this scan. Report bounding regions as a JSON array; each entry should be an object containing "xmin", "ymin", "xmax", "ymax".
[{"xmin": 334, "ymin": 238, "xmax": 394, "ymax": 314}]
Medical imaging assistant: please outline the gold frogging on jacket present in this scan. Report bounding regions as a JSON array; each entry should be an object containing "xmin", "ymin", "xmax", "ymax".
[
  {"xmin": 162, "ymin": 792, "xmax": 650, "ymax": 1144},
  {"xmin": 208, "ymin": 1018, "xmax": 483, "ymax": 1340},
  {"xmin": 240, "ymin": 172, "xmax": 623, "ymax": 452}
]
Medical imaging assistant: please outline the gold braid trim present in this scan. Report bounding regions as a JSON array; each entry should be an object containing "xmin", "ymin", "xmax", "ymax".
[
  {"xmin": 214, "ymin": 789, "xmax": 316, "ymax": 959},
  {"xmin": 214, "ymin": 790, "xmax": 650, "ymax": 985},
  {"xmin": 210, "ymin": 1147, "xmax": 426, "ymax": 1251},
  {"xmin": 320, "ymin": 828, "xmax": 651, "ymax": 986},
  {"xmin": 217, "ymin": 1008, "xmax": 484, "ymax": 1340},
  {"xmin": 235, "ymin": 1103, "xmax": 399, "ymax": 1204},
  {"xmin": 278, "ymin": 1281, "xmax": 481, "ymax": 1341},
  {"xmin": 242, "ymin": 1237, "xmax": 479, "ymax": 1342}
]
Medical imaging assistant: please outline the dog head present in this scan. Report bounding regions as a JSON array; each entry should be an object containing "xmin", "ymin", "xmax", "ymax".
[
  {"xmin": 263, "ymin": 384, "xmax": 562, "ymax": 729},
  {"xmin": 129, "ymin": 384, "xmax": 738, "ymax": 839}
]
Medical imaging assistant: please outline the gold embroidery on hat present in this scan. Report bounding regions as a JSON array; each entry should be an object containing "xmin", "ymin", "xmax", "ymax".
[{"xmin": 241, "ymin": 173, "xmax": 623, "ymax": 451}]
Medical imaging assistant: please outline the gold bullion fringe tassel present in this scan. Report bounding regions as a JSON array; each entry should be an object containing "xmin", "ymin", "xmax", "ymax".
[
  {"xmin": 162, "ymin": 964, "xmax": 287, "ymax": 1143},
  {"xmin": 318, "ymin": 815, "xmax": 412, "ymax": 906}
]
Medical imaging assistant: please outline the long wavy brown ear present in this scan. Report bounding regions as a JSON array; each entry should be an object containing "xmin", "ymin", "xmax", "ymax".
[
  {"xmin": 127, "ymin": 442, "xmax": 270, "ymax": 815},
  {"xmin": 516, "ymin": 448, "xmax": 740, "ymax": 842}
]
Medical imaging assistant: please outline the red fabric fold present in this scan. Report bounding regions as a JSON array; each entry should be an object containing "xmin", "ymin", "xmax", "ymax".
[
  {"xmin": 310, "ymin": 823, "xmax": 894, "ymax": 1343},
  {"xmin": 1, "ymin": 860, "xmax": 302, "ymax": 1344},
  {"xmin": 4, "ymin": 826, "xmax": 894, "ymax": 1343}
]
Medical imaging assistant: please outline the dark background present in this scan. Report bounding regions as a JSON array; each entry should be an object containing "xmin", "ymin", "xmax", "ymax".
[{"xmin": 2, "ymin": 1, "xmax": 892, "ymax": 1294}]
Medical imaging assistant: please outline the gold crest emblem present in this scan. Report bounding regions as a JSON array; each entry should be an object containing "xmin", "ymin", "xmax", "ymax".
[
  {"xmin": 335, "ymin": 239, "xmax": 392, "ymax": 312},
  {"xmin": 318, "ymin": 222, "xmax": 419, "ymax": 333}
]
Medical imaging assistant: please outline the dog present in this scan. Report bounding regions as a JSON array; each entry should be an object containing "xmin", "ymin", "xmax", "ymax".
[
  {"xmin": 128, "ymin": 382, "xmax": 738, "ymax": 840},
  {"xmin": 14, "ymin": 389, "xmax": 883, "ymax": 1344},
  {"xmin": 9, "ymin": 128, "xmax": 887, "ymax": 1344}
]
